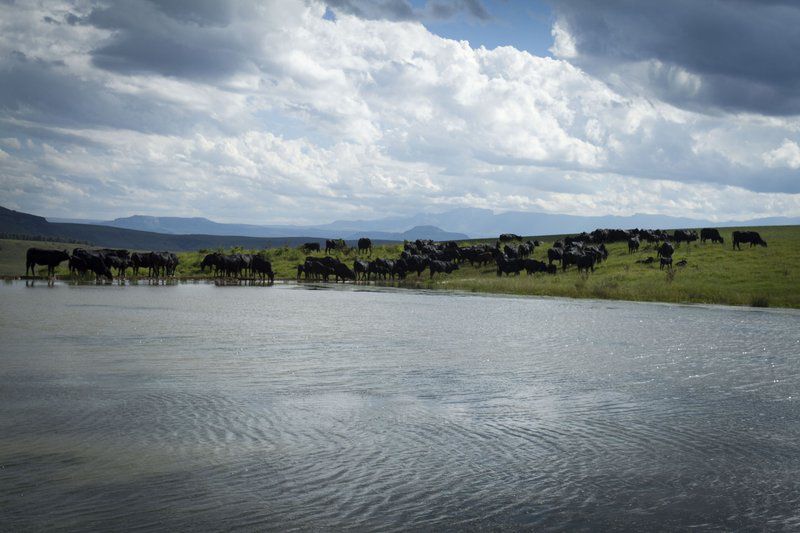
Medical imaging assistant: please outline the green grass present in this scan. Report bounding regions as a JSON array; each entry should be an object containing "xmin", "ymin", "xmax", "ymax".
[
  {"xmin": 3, "ymin": 225, "xmax": 800, "ymax": 308},
  {"xmin": 0, "ymin": 239, "xmax": 76, "ymax": 278}
]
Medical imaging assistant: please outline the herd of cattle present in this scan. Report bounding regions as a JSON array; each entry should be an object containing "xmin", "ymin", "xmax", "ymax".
[
  {"xmin": 25, "ymin": 248, "xmax": 179, "ymax": 280},
  {"xmin": 294, "ymin": 229, "xmax": 768, "ymax": 282},
  {"xmin": 23, "ymin": 228, "xmax": 768, "ymax": 282}
]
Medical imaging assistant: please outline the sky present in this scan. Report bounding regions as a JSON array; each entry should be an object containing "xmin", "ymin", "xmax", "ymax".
[{"xmin": 1, "ymin": 0, "xmax": 800, "ymax": 225}]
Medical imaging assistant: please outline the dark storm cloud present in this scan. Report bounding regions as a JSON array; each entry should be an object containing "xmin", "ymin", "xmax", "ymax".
[
  {"xmin": 321, "ymin": 0, "xmax": 490, "ymax": 21},
  {"xmin": 551, "ymin": 0, "xmax": 800, "ymax": 115},
  {"xmin": 85, "ymin": 1, "xmax": 252, "ymax": 80},
  {"xmin": 0, "ymin": 51, "xmax": 207, "ymax": 134},
  {"xmin": 323, "ymin": 0, "xmax": 415, "ymax": 21},
  {"xmin": 429, "ymin": 0, "xmax": 490, "ymax": 21}
]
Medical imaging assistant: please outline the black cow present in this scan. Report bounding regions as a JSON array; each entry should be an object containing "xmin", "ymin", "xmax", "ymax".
[
  {"xmin": 353, "ymin": 259, "xmax": 369, "ymax": 281},
  {"xmin": 628, "ymin": 236, "xmax": 640, "ymax": 254},
  {"xmin": 517, "ymin": 242, "xmax": 534, "ymax": 258},
  {"xmin": 499, "ymin": 233, "xmax": 522, "ymax": 242},
  {"xmin": 200, "ymin": 253, "xmax": 221, "ymax": 275},
  {"xmin": 68, "ymin": 254, "xmax": 90, "ymax": 277},
  {"xmin": 673, "ymin": 229, "xmax": 699, "ymax": 247},
  {"xmin": 700, "ymin": 228, "xmax": 724, "ymax": 244},
  {"xmin": 332, "ymin": 262, "xmax": 356, "ymax": 282},
  {"xmin": 576, "ymin": 254, "xmax": 596, "ymax": 274},
  {"xmin": 368, "ymin": 258, "xmax": 394, "ymax": 280},
  {"xmin": 130, "ymin": 252, "xmax": 153, "ymax": 277},
  {"xmin": 470, "ymin": 251, "xmax": 495, "ymax": 267},
  {"xmin": 496, "ymin": 255, "xmax": 524, "ymax": 276},
  {"xmin": 302, "ymin": 259, "xmax": 332, "ymax": 281},
  {"xmin": 357, "ymin": 237, "xmax": 372, "ymax": 255},
  {"xmin": 325, "ymin": 239, "xmax": 346, "ymax": 254},
  {"xmin": 251, "ymin": 255, "xmax": 275, "ymax": 283},
  {"xmin": 403, "ymin": 255, "xmax": 429, "ymax": 277},
  {"xmin": 547, "ymin": 247, "xmax": 562, "ymax": 265},
  {"xmin": 26, "ymin": 248, "xmax": 70, "ymax": 277},
  {"xmin": 301, "ymin": 242, "xmax": 321, "ymax": 253},
  {"xmin": 71, "ymin": 249, "xmax": 113, "ymax": 280},
  {"xmin": 503, "ymin": 245, "xmax": 519, "ymax": 259},
  {"xmin": 149, "ymin": 251, "xmax": 179, "ymax": 277},
  {"xmin": 657, "ymin": 242, "xmax": 675, "ymax": 259},
  {"xmin": 732, "ymin": 231, "xmax": 767, "ymax": 250},
  {"xmin": 429, "ymin": 260, "xmax": 458, "ymax": 278},
  {"xmin": 660, "ymin": 257, "xmax": 673, "ymax": 270},
  {"xmin": 522, "ymin": 259, "xmax": 548, "ymax": 275}
]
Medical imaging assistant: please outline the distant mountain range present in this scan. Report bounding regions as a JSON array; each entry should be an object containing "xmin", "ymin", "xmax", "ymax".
[
  {"xmin": 47, "ymin": 214, "xmax": 469, "ymax": 241},
  {"xmin": 50, "ymin": 208, "xmax": 800, "ymax": 240},
  {"xmin": 0, "ymin": 206, "xmax": 401, "ymax": 251}
]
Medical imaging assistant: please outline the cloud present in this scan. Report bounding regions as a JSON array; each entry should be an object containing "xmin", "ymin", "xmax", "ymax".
[
  {"xmin": 763, "ymin": 139, "xmax": 800, "ymax": 169},
  {"xmin": 0, "ymin": 0, "xmax": 799, "ymax": 225},
  {"xmin": 549, "ymin": 0, "xmax": 800, "ymax": 116},
  {"xmin": 321, "ymin": 0, "xmax": 491, "ymax": 22}
]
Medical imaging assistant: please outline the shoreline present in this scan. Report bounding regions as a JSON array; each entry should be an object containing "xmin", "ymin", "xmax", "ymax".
[{"xmin": 6, "ymin": 274, "xmax": 799, "ymax": 310}]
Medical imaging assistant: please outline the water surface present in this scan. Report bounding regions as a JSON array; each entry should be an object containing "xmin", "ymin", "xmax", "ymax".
[{"xmin": 1, "ymin": 281, "xmax": 799, "ymax": 530}]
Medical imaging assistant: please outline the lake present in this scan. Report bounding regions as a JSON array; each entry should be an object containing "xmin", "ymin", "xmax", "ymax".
[{"xmin": 1, "ymin": 280, "xmax": 799, "ymax": 531}]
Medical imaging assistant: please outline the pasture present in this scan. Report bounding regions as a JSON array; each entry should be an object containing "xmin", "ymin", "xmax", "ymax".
[{"xmin": 3, "ymin": 225, "xmax": 799, "ymax": 308}]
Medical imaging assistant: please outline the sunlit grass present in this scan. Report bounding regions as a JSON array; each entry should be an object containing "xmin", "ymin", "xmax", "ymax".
[{"xmin": 3, "ymin": 225, "xmax": 799, "ymax": 308}]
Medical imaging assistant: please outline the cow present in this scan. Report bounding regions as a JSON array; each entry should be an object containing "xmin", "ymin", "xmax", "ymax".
[
  {"xmin": 522, "ymin": 259, "xmax": 548, "ymax": 275},
  {"xmin": 700, "ymin": 228, "xmax": 724, "ymax": 244},
  {"xmin": 325, "ymin": 238, "xmax": 347, "ymax": 255},
  {"xmin": 200, "ymin": 253, "xmax": 221, "ymax": 276},
  {"xmin": 429, "ymin": 260, "xmax": 458, "ymax": 278},
  {"xmin": 657, "ymin": 242, "xmax": 675, "ymax": 259},
  {"xmin": 470, "ymin": 251, "xmax": 495, "ymax": 267},
  {"xmin": 68, "ymin": 254, "xmax": 90, "ymax": 277},
  {"xmin": 26, "ymin": 248, "xmax": 70, "ymax": 277},
  {"xmin": 496, "ymin": 255, "xmax": 524, "ymax": 276},
  {"xmin": 302, "ymin": 259, "xmax": 332, "ymax": 281},
  {"xmin": 368, "ymin": 258, "xmax": 394, "ymax": 280},
  {"xmin": 503, "ymin": 245, "xmax": 519, "ymax": 259},
  {"xmin": 301, "ymin": 242, "xmax": 321, "ymax": 253},
  {"xmin": 660, "ymin": 257, "xmax": 673, "ymax": 270},
  {"xmin": 732, "ymin": 231, "xmax": 767, "ymax": 250},
  {"xmin": 517, "ymin": 241, "xmax": 535, "ymax": 258},
  {"xmin": 332, "ymin": 262, "xmax": 356, "ymax": 282},
  {"xmin": 71, "ymin": 249, "xmax": 113, "ymax": 280},
  {"xmin": 357, "ymin": 237, "xmax": 372, "ymax": 255},
  {"xmin": 561, "ymin": 248, "xmax": 582, "ymax": 272},
  {"xmin": 130, "ymin": 252, "xmax": 153, "ymax": 277},
  {"xmin": 251, "ymin": 255, "xmax": 275, "ymax": 283},
  {"xmin": 547, "ymin": 248, "xmax": 562, "ymax": 265},
  {"xmin": 576, "ymin": 254, "xmax": 596, "ymax": 274},
  {"xmin": 402, "ymin": 255, "xmax": 429, "ymax": 277},
  {"xmin": 628, "ymin": 236, "xmax": 640, "ymax": 254},
  {"xmin": 353, "ymin": 259, "xmax": 369, "ymax": 281},
  {"xmin": 499, "ymin": 233, "xmax": 522, "ymax": 242},
  {"xmin": 673, "ymin": 229, "xmax": 699, "ymax": 247},
  {"xmin": 148, "ymin": 251, "xmax": 179, "ymax": 277}
]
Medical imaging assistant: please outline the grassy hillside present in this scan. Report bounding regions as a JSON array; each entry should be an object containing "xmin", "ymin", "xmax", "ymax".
[
  {"xmin": 0, "ymin": 239, "xmax": 76, "ymax": 277},
  {"xmin": 0, "ymin": 206, "xmax": 386, "ymax": 251},
  {"xmin": 4, "ymin": 225, "xmax": 799, "ymax": 308}
]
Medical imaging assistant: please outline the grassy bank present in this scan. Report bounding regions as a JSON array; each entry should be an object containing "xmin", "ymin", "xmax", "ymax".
[{"xmin": 3, "ymin": 225, "xmax": 800, "ymax": 308}]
